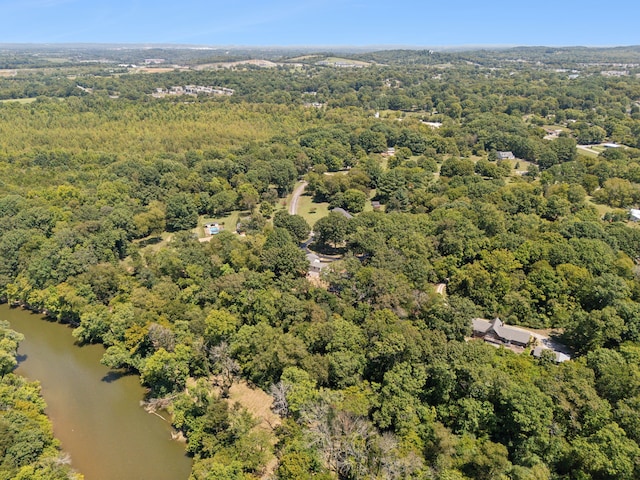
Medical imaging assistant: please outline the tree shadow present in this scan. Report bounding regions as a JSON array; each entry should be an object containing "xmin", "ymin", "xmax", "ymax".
[
  {"xmin": 101, "ymin": 370, "xmax": 132, "ymax": 383},
  {"xmin": 138, "ymin": 236, "xmax": 163, "ymax": 247},
  {"xmin": 310, "ymin": 242, "xmax": 346, "ymax": 257}
]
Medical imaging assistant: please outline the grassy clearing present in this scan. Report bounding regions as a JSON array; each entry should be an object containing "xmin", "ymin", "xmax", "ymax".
[
  {"xmin": 223, "ymin": 380, "xmax": 280, "ymax": 479},
  {"xmin": 506, "ymin": 158, "xmax": 534, "ymax": 171},
  {"xmin": 587, "ymin": 197, "xmax": 615, "ymax": 217},
  {"xmin": 362, "ymin": 189, "xmax": 378, "ymax": 213},
  {"xmin": 296, "ymin": 195, "xmax": 330, "ymax": 227},
  {"xmin": 0, "ymin": 97, "xmax": 37, "ymax": 104},
  {"xmin": 577, "ymin": 146, "xmax": 600, "ymax": 158},
  {"xmin": 198, "ymin": 211, "xmax": 245, "ymax": 236},
  {"xmin": 322, "ymin": 57, "xmax": 370, "ymax": 66},
  {"xmin": 136, "ymin": 232, "xmax": 174, "ymax": 254}
]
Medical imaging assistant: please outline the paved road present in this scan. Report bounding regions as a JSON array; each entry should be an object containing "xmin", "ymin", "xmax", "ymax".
[{"xmin": 289, "ymin": 181, "xmax": 308, "ymax": 215}]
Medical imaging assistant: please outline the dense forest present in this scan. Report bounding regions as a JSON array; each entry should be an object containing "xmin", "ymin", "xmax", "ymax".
[{"xmin": 1, "ymin": 45, "xmax": 640, "ymax": 479}]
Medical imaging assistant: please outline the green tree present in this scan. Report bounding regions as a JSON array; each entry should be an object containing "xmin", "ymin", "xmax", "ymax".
[
  {"xmin": 314, "ymin": 212, "xmax": 349, "ymax": 248},
  {"xmin": 165, "ymin": 193, "xmax": 198, "ymax": 232},
  {"xmin": 273, "ymin": 211, "xmax": 311, "ymax": 243}
]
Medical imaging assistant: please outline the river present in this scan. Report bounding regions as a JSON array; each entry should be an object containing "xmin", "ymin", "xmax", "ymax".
[{"xmin": 2, "ymin": 304, "xmax": 192, "ymax": 480}]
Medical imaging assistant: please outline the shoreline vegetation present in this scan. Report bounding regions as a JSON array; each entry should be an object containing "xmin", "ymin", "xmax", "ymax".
[{"xmin": 1, "ymin": 44, "xmax": 640, "ymax": 479}]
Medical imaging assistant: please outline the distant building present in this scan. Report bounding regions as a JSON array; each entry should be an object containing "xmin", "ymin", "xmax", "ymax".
[
  {"xmin": 603, "ymin": 143, "xmax": 620, "ymax": 148},
  {"xmin": 371, "ymin": 201, "xmax": 382, "ymax": 210},
  {"xmin": 497, "ymin": 151, "xmax": 515, "ymax": 160},
  {"xmin": 152, "ymin": 85, "xmax": 234, "ymax": 98},
  {"xmin": 472, "ymin": 318, "xmax": 531, "ymax": 347},
  {"xmin": 629, "ymin": 209, "xmax": 640, "ymax": 222}
]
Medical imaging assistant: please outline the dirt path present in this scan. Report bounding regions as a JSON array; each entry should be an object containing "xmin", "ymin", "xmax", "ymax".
[{"xmin": 289, "ymin": 180, "xmax": 308, "ymax": 215}]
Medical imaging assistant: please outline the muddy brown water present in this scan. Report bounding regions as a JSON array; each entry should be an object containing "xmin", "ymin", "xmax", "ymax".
[{"xmin": 3, "ymin": 304, "xmax": 192, "ymax": 480}]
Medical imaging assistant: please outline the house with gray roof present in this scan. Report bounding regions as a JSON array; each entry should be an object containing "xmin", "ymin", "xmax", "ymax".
[
  {"xmin": 472, "ymin": 317, "xmax": 532, "ymax": 347},
  {"xmin": 532, "ymin": 346, "xmax": 571, "ymax": 363},
  {"xmin": 497, "ymin": 151, "xmax": 515, "ymax": 160},
  {"xmin": 306, "ymin": 252, "xmax": 327, "ymax": 275},
  {"xmin": 331, "ymin": 207, "xmax": 353, "ymax": 219}
]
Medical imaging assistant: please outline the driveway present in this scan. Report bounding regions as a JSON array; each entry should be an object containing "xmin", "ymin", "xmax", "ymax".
[{"xmin": 289, "ymin": 181, "xmax": 308, "ymax": 215}]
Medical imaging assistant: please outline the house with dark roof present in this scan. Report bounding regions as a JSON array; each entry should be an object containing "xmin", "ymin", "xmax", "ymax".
[{"xmin": 472, "ymin": 317, "xmax": 532, "ymax": 347}]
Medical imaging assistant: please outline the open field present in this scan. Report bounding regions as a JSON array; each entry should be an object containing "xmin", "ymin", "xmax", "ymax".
[
  {"xmin": 286, "ymin": 55, "xmax": 321, "ymax": 62},
  {"xmin": 195, "ymin": 59, "xmax": 280, "ymax": 70},
  {"xmin": 320, "ymin": 57, "xmax": 370, "ymax": 66},
  {"xmin": 0, "ymin": 97, "xmax": 37, "ymax": 103}
]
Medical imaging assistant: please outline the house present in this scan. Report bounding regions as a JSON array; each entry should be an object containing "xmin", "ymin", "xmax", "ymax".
[
  {"xmin": 497, "ymin": 151, "xmax": 515, "ymax": 160},
  {"xmin": 306, "ymin": 253, "xmax": 326, "ymax": 275},
  {"xmin": 381, "ymin": 147, "xmax": 395, "ymax": 157},
  {"xmin": 630, "ymin": 209, "xmax": 640, "ymax": 222},
  {"xmin": 472, "ymin": 317, "xmax": 532, "ymax": 347},
  {"xmin": 371, "ymin": 201, "xmax": 382, "ymax": 210},
  {"xmin": 532, "ymin": 346, "xmax": 571, "ymax": 363},
  {"xmin": 603, "ymin": 143, "xmax": 620, "ymax": 148}
]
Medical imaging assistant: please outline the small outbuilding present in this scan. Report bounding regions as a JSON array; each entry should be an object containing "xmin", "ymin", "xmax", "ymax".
[
  {"xmin": 629, "ymin": 209, "xmax": 640, "ymax": 222},
  {"xmin": 532, "ymin": 346, "xmax": 571, "ymax": 363}
]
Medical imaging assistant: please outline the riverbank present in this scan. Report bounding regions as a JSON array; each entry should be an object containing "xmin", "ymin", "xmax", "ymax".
[{"xmin": 4, "ymin": 304, "xmax": 192, "ymax": 480}]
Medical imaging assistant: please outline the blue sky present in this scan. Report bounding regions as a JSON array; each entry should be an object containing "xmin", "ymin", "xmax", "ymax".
[{"xmin": 0, "ymin": 0, "xmax": 638, "ymax": 47}]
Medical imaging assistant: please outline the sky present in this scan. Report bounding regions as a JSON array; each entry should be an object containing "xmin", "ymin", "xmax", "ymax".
[{"xmin": 0, "ymin": 0, "xmax": 638, "ymax": 48}]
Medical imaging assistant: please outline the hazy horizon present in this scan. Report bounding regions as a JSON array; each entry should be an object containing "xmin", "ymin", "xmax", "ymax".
[{"xmin": 1, "ymin": 0, "xmax": 637, "ymax": 47}]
